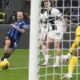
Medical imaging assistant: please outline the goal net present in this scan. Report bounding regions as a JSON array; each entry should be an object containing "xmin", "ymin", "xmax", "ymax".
[{"xmin": 29, "ymin": 0, "xmax": 80, "ymax": 80}]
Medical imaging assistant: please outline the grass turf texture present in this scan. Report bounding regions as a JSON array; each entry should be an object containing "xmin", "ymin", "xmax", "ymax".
[
  {"xmin": 39, "ymin": 50, "xmax": 80, "ymax": 80},
  {"xmin": 0, "ymin": 49, "xmax": 80, "ymax": 80},
  {"xmin": 0, "ymin": 49, "xmax": 28, "ymax": 80}
]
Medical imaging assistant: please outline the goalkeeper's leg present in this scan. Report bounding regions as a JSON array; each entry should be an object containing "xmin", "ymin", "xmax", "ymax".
[
  {"xmin": 63, "ymin": 56, "xmax": 78, "ymax": 79},
  {"xmin": 61, "ymin": 36, "xmax": 80, "ymax": 62}
]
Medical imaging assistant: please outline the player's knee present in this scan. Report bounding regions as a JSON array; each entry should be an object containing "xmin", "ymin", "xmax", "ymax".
[
  {"xmin": 55, "ymin": 44, "xmax": 60, "ymax": 49},
  {"xmin": 42, "ymin": 45, "xmax": 46, "ymax": 49},
  {"xmin": 4, "ymin": 41, "xmax": 11, "ymax": 51},
  {"xmin": 46, "ymin": 41, "xmax": 50, "ymax": 47},
  {"xmin": 5, "ymin": 39, "xmax": 11, "ymax": 46}
]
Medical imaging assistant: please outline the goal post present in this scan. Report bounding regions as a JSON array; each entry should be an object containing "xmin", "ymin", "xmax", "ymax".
[
  {"xmin": 29, "ymin": 0, "xmax": 80, "ymax": 80},
  {"xmin": 29, "ymin": 0, "xmax": 41, "ymax": 80}
]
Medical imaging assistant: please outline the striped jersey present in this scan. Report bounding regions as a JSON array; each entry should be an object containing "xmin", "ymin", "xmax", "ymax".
[{"xmin": 6, "ymin": 20, "xmax": 27, "ymax": 42}]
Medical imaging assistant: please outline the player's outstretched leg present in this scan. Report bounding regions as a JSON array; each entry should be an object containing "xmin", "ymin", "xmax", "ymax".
[
  {"xmin": 62, "ymin": 56, "xmax": 78, "ymax": 79},
  {"xmin": 61, "ymin": 36, "xmax": 79, "ymax": 63},
  {"xmin": 53, "ymin": 41, "xmax": 61, "ymax": 67},
  {"xmin": 41, "ymin": 54, "xmax": 50, "ymax": 66}
]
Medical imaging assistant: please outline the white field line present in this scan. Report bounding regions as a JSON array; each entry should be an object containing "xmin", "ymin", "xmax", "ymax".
[{"xmin": 7, "ymin": 66, "xmax": 28, "ymax": 70}]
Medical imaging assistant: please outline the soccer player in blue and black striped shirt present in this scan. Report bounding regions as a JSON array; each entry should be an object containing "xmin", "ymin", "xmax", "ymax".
[{"xmin": 1, "ymin": 11, "xmax": 27, "ymax": 61}]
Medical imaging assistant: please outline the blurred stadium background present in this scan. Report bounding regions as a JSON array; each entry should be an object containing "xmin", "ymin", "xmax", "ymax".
[
  {"xmin": 0, "ymin": 0, "xmax": 30, "ymax": 80},
  {"xmin": 0, "ymin": 0, "xmax": 30, "ymax": 49}
]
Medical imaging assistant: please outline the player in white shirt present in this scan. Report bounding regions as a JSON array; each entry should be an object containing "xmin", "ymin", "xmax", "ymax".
[
  {"xmin": 39, "ymin": 16, "xmax": 52, "ymax": 57},
  {"xmin": 41, "ymin": 0, "xmax": 66, "ymax": 67}
]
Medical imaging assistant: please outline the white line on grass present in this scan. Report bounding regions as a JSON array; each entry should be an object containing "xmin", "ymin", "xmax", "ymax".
[{"xmin": 8, "ymin": 66, "xmax": 28, "ymax": 70}]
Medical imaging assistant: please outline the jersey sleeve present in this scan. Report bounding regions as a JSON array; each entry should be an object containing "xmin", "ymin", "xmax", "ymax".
[
  {"xmin": 21, "ymin": 22, "xmax": 27, "ymax": 30},
  {"xmin": 40, "ymin": 12, "xmax": 48, "ymax": 21},
  {"xmin": 51, "ymin": 8, "xmax": 62, "ymax": 17},
  {"xmin": 57, "ymin": 11, "xmax": 62, "ymax": 17},
  {"xmin": 22, "ymin": 24, "xmax": 27, "ymax": 30}
]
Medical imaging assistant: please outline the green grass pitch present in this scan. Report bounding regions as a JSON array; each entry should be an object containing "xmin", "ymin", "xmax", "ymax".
[
  {"xmin": 0, "ymin": 49, "xmax": 28, "ymax": 80},
  {"xmin": 0, "ymin": 49, "xmax": 80, "ymax": 80},
  {"xmin": 39, "ymin": 50, "xmax": 80, "ymax": 80}
]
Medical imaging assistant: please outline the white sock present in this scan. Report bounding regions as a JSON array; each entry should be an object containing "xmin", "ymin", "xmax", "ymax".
[
  {"xmin": 42, "ymin": 50, "xmax": 46, "ymax": 57},
  {"xmin": 42, "ymin": 45, "xmax": 46, "ymax": 57},
  {"xmin": 67, "ymin": 53, "xmax": 71, "ymax": 59},
  {"xmin": 61, "ymin": 53, "xmax": 71, "ymax": 60},
  {"xmin": 67, "ymin": 72, "xmax": 72, "ymax": 78},
  {"xmin": 44, "ymin": 55, "xmax": 49, "ymax": 63},
  {"xmin": 55, "ymin": 56, "xmax": 60, "ymax": 65}
]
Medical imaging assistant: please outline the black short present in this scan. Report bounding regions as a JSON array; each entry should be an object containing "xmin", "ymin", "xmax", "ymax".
[{"xmin": 5, "ymin": 36, "xmax": 18, "ymax": 50}]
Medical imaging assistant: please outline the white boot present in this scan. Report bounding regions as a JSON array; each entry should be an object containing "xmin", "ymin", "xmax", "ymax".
[
  {"xmin": 62, "ymin": 73, "xmax": 72, "ymax": 80},
  {"xmin": 61, "ymin": 53, "xmax": 71, "ymax": 64},
  {"xmin": 53, "ymin": 56, "xmax": 60, "ymax": 67},
  {"xmin": 42, "ymin": 55, "xmax": 49, "ymax": 66}
]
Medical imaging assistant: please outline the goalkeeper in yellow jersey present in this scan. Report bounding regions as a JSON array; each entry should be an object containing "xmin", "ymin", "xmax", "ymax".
[{"xmin": 62, "ymin": 25, "xmax": 80, "ymax": 79}]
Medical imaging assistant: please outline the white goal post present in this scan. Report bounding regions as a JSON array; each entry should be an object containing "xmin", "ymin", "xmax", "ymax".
[
  {"xmin": 29, "ymin": 0, "xmax": 41, "ymax": 80},
  {"xmin": 29, "ymin": 0, "xmax": 80, "ymax": 80}
]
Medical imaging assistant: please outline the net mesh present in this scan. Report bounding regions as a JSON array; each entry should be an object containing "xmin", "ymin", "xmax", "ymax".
[{"xmin": 38, "ymin": 0, "xmax": 80, "ymax": 80}]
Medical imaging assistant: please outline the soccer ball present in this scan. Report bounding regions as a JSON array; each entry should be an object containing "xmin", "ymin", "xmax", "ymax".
[{"xmin": 0, "ymin": 59, "xmax": 9, "ymax": 70}]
